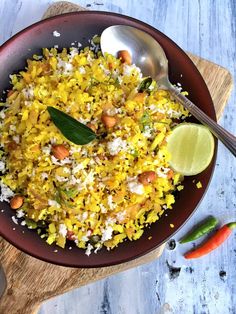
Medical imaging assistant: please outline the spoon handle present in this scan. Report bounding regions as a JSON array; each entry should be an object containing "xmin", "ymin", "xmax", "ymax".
[{"xmin": 170, "ymin": 87, "xmax": 236, "ymax": 157}]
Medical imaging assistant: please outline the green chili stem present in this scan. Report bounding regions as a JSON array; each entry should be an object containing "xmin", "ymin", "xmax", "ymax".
[{"xmin": 227, "ymin": 222, "xmax": 236, "ymax": 230}]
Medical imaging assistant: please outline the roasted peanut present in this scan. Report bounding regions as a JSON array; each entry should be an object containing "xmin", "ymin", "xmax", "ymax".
[
  {"xmin": 167, "ymin": 169, "xmax": 174, "ymax": 179},
  {"xmin": 10, "ymin": 195, "xmax": 24, "ymax": 210},
  {"xmin": 52, "ymin": 144, "xmax": 70, "ymax": 160},
  {"xmin": 7, "ymin": 90, "xmax": 14, "ymax": 98},
  {"xmin": 7, "ymin": 141, "xmax": 18, "ymax": 151},
  {"xmin": 101, "ymin": 114, "xmax": 117, "ymax": 128},
  {"xmin": 108, "ymin": 62, "xmax": 113, "ymax": 70},
  {"xmin": 118, "ymin": 50, "xmax": 132, "ymax": 65},
  {"xmin": 138, "ymin": 171, "xmax": 157, "ymax": 186},
  {"xmin": 97, "ymin": 153, "xmax": 106, "ymax": 160},
  {"xmin": 87, "ymin": 122, "xmax": 97, "ymax": 133},
  {"xmin": 66, "ymin": 230, "xmax": 76, "ymax": 241},
  {"xmin": 133, "ymin": 93, "xmax": 146, "ymax": 103}
]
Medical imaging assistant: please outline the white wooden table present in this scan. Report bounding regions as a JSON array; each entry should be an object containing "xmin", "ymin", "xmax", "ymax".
[{"xmin": 0, "ymin": 1, "xmax": 235, "ymax": 313}]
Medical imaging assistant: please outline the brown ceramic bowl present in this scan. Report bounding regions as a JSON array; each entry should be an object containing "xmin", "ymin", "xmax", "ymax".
[{"xmin": 0, "ymin": 11, "xmax": 217, "ymax": 267}]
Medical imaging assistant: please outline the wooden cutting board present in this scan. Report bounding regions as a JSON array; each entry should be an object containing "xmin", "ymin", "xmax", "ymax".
[{"xmin": 0, "ymin": 2, "xmax": 233, "ymax": 314}]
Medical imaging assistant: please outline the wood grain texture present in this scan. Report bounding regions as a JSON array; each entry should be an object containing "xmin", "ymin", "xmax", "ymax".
[
  {"xmin": 42, "ymin": 1, "xmax": 86, "ymax": 19},
  {"xmin": 185, "ymin": 55, "xmax": 233, "ymax": 121},
  {"xmin": 0, "ymin": 1, "xmax": 235, "ymax": 314},
  {"xmin": 0, "ymin": 239, "xmax": 165, "ymax": 314}
]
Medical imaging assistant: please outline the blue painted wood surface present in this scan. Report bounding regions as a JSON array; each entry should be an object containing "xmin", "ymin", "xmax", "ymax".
[{"xmin": 0, "ymin": 1, "xmax": 235, "ymax": 313}]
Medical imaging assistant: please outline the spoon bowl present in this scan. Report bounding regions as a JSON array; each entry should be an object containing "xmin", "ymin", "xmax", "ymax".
[
  {"xmin": 101, "ymin": 25, "xmax": 168, "ymax": 83},
  {"xmin": 101, "ymin": 25, "xmax": 236, "ymax": 157}
]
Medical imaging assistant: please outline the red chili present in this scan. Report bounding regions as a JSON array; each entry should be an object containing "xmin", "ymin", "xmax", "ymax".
[{"xmin": 184, "ymin": 222, "xmax": 236, "ymax": 259}]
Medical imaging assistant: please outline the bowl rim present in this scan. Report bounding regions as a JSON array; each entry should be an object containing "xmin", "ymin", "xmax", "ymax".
[{"xmin": 0, "ymin": 10, "xmax": 217, "ymax": 267}]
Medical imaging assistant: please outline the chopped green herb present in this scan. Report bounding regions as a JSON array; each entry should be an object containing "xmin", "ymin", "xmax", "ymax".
[
  {"xmin": 91, "ymin": 76, "xmax": 100, "ymax": 86},
  {"xmin": 55, "ymin": 190, "xmax": 62, "ymax": 204},
  {"xmin": 56, "ymin": 187, "xmax": 78, "ymax": 207},
  {"xmin": 25, "ymin": 218, "xmax": 38, "ymax": 229},
  {"xmin": 91, "ymin": 35, "xmax": 101, "ymax": 45},
  {"xmin": 37, "ymin": 220, "xmax": 47, "ymax": 228},
  {"xmin": 140, "ymin": 111, "xmax": 151, "ymax": 131},
  {"xmin": 33, "ymin": 54, "xmax": 42, "ymax": 61},
  {"xmin": 61, "ymin": 188, "xmax": 78, "ymax": 199},
  {"xmin": 90, "ymin": 235, "xmax": 101, "ymax": 244},
  {"xmin": 130, "ymin": 148, "xmax": 139, "ymax": 158}
]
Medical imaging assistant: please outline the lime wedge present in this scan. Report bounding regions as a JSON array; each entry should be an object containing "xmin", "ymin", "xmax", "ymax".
[{"xmin": 166, "ymin": 123, "xmax": 215, "ymax": 176}]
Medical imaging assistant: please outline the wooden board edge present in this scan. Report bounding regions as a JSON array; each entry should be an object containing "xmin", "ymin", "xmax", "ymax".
[{"xmin": 41, "ymin": 1, "xmax": 86, "ymax": 19}]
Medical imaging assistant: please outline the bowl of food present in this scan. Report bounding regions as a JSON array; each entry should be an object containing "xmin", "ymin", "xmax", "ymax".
[{"xmin": 0, "ymin": 11, "xmax": 217, "ymax": 267}]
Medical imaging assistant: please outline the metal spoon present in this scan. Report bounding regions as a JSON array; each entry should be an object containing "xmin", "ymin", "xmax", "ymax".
[{"xmin": 100, "ymin": 25, "xmax": 236, "ymax": 157}]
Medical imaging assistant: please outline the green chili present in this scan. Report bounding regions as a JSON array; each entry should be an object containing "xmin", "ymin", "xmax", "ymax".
[
  {"xmin": 180, "ymin": 216, "xmax": 218, "ymax": 243},
  {"xmin": 138, "ymin": 77, "xmax": 153, "ymax": 93},
  {"xmin": 184, "ymin": 222, "xmax": 236, "ymax": 259}
]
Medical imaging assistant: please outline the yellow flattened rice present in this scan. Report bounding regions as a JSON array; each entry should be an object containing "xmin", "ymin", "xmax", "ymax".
[{"xmin": 0, "ymin": 44, "xmax": 189, "ymax": 255}]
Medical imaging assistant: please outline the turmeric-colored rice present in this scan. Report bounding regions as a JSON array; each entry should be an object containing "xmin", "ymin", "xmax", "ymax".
[{"xmin": 0, "ymin": 45, "xmax": 189, "ymax": 255}]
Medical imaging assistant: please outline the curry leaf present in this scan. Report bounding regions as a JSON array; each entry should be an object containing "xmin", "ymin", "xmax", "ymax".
[{"xmin": 47, "ymin": 106, "xmax": 96, "ymax": 145}]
